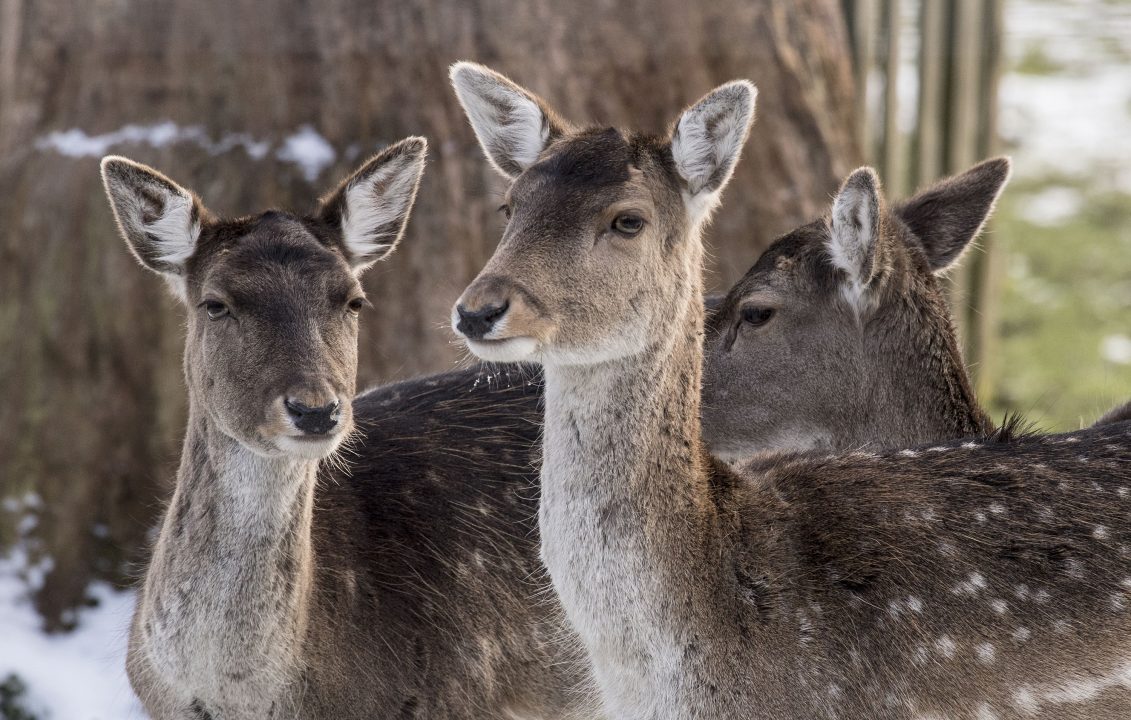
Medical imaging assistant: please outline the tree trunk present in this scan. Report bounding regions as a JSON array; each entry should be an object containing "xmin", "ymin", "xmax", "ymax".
[{"xmin": 0, "ymin": 0, "xmax": 859, "ymax": 628}]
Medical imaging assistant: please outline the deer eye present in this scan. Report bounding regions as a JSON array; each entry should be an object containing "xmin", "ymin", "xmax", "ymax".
[
  {"xmin": 741, "ymin": 306, "xmax": 775, "ymax": 327},
  {"xmin": 497, "ymin": 204, "xmax": 512, "ymax": 220},
  {"xmin": 347, "ymin": 297, "xmax": 366, "ymax": 314},
  {"xmin": 612, "ymin": 214, "xmax": 645, "ymax": 237},
  {"xmin": 200, "ymin": 299, "xmax": 229, "ymax": 320}
]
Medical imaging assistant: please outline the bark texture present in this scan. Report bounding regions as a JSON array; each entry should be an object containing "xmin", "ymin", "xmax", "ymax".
[{"xmin": 0, "ymin": 0, "xmax": 859, "ymax": 627}]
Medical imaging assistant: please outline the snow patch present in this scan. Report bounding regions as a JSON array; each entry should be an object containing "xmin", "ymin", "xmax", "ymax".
[
  {"xmin": 276, "ymin": 125, "xmax": 337, "ymax": 181},
  {"xmin": 36, "ymin": 121, "xmax": 343, "ymax": 181},
  {"xmin": 1100, "ymin": 335, "xmax": 1131, "ymax": 365},
  {"xmin": 0, "ymin": 550, "xmax": 141, "ymax": 718}
]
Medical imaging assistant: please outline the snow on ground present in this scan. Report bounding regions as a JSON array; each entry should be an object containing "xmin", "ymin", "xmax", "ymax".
[{"xmin": 0, "ymin": 495, "xmax": 142, "ymax": 719}]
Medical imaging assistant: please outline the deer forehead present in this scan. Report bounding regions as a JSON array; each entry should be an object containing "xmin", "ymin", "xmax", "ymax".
[
  {"xmin": 193, "ymin": 217, "xmax": 356, "ymax": 304},
  {"xmin": 510, "ymin": 129, "xmax": 675, "ymax": 210}
]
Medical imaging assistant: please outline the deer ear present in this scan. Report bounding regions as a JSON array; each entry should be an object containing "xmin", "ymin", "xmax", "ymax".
[
  {"xmin": 828, "ymin": 167, "xmax": 883, "ymax": 309},
  {"xmin": 670, "ymin": 80, "xmax": 757, "ymax": 223},
  {"xmin": 100, "ymin": 156, "xmax": 205, "ymax": 302},
  {"xmin": 317, "ymin": 136, "xmax": 427, "ymax": 273},
  {"xmin": 895, "ymin": 157, "xmax": 1012, "ymax": 273},
  {"xmin": 449, "ymin": 61, "xmax": 569, "ymax": 179}
]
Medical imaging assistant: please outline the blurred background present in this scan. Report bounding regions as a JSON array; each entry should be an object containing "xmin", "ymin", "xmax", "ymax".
[{"xmin": 0, "ymin": 0, "xmax": 1128, "ymax": 716}]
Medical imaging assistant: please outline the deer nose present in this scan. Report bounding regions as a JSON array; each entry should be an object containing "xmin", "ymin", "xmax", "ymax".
[
  {"xmin": 456, "ymin": 301, "xmax": 509, "ymax": 340},
  {"xmin": 284, "ymin": 398, "xmax": 341, "ymax": 435}
]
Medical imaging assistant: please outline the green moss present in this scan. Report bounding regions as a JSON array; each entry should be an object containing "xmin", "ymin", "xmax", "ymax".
[{"xmin": 988, "ymin": 182, "xmax": 1131, "ymax": 430}]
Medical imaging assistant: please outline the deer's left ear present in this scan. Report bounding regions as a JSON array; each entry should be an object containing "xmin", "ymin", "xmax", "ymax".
[
  {"xmin": 670, "ymin": 80, "xmax": 757, "ymax": 223},
  {"xmin": 828, "ymin": 167, "xmax": 884, "ymax": 310},
  {"xmin": 318, "ymin": 136, "xmax": 428, "ymax": 273},
  {"xmin": 895, "ymin": 157, "xmax": 1012, "ymax": 273}
]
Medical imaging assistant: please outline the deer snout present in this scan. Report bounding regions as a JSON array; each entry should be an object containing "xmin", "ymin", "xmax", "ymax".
[
  {"xmin": 456, "ymin": 300, "xmax": 509, "ymax": 340},
  {"xmin": 453, "ymin": 276, "xmax": 517, "ymax": 340},
  {"xmin": 282, "ymin": 381, "xmax": 343, "ymax": 436},
  {"xmin": 285, "ymin": 397, "xmax": 341, "ymax": 435}
]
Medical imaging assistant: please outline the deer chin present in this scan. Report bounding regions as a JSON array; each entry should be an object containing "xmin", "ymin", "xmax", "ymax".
[
  {"xmin": 274, "ymin": 431, "xmax": 347, "ymax": 460},
  {"xmin": 465, "ymin": 336, "xmax": 540, "ymax": 363}
]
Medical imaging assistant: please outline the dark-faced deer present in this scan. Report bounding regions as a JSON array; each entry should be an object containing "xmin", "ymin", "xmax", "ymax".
[
  {"xmin": 452, "ymin": 63, "xmax": 1131, "ymax": 720},
  {"xmin": 701, "ymin": 159, "xmax": 1008, "ymax": 459},
  {"xmin": 102, "ymin": 142, "xmax": 598, "ymax": 719}
]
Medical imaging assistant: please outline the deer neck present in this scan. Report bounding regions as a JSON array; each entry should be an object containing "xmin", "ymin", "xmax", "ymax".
[
  {"xmin": 863, "ymin": 290, "xmax": 992, "ymax": 446},
  {"xmin": 539, "ymin": 250, "xmax": 719, "ymax": 711},
  {"xmin": 136, "ymin": 401, "xmax": 316, "ymax": 707}
]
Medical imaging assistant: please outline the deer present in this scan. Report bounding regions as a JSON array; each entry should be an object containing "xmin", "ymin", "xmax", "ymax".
[
  {"xmin": 450, "ymin": 62, "xmax": 1131, "ymax": 720},
  {"xmin": 701, "ymin": 158, "xmax": 1007, "ymax": 459},
  {"xmin": 101, "ymin": 140, "xmax": 599, "ymax": 719}
]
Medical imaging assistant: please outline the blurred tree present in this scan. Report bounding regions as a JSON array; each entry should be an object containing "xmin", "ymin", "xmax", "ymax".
[{"xmin": 0, "ymin": 0, "xmax": 859, "ymax": 628}]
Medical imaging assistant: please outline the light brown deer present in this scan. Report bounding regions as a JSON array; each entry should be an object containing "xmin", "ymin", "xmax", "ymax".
[
  {"xmin": 452, "ymin": 62, "xmax": 1131, "ymax": 720},
  {"xmin": 101, "ymin": 141, "xmax": 598, "ymax": 719}
]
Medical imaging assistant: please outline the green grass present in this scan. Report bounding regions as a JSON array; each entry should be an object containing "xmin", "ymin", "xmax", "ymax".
[{"xmin": 988, "ymin": 179, "xmax": 1131, "ymax": 430}]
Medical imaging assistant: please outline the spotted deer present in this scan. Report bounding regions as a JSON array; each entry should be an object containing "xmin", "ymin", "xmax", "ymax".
[
  {"xmin": 101, "ymin": 141, "xmax": 598, "ymax": 719},
  {"xmin": 451, "ymin": 62, "xmax": 1131, "ymax": 719}
]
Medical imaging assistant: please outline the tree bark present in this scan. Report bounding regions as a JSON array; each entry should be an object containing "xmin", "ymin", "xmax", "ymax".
[{"xmin": 0, "ymin": 0, "xmax": 859, "ymax": 628}]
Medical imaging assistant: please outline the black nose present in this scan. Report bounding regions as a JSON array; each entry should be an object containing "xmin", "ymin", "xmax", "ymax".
[
  {"xmin": 456, "ymin": 301, "xmax": 509, "ymax": 340},
  {"xmin": 285, "ymin": 398, "xmax": 341, "ymax": 435}
]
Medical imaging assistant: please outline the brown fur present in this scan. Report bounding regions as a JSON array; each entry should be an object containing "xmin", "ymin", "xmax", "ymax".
[
  {"xmin": 452, "ymin": 66, "xmax": 1131, "ymax": 720},
  {"xmin": 102, "ymin": 145, "xmax": 598, "ymax": 719}
]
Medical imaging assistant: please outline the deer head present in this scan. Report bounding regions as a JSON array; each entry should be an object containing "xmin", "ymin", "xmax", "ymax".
[
  {"xmin": 702, "ymin": 158, "xmax": 1011, "ymax": 458},
  {"xmin": 101, "ymin": 138, "xmax": 427, "ymax": 459},
  {"xmin": 449, "ymin": 62, "xmax": 755, "ymax": 366}
]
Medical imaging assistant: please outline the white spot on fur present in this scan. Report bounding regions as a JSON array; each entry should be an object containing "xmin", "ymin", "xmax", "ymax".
[
  {"xmin": 988, "ymin": 503, "xmax": 1005, "ymax": 515},
  {"xmin": 934, "ymin": 635, "xmax": 957, "ymax": 659},
  {"xmin": 976, "ymin": 702, "xmax": 999, "ymax": 720},
  {"xmin": 1014, "ymin": 687, "xmax": 1038, "ymax": 713},
  {"xmin": 899, "ymin": 449, "xmax": 919, "ymax": 458},
  {"xmin": 907, "ymin": 596, "xmax": 923, "ymax": 613},
  {"xmin": 962, "ymin": 441, "xmax": 980, "ymax": 449},
  {"xmin": 1012, "ymin": 627, "xmax": 1031, "ymax": 643},
  {"xmin": 1013, "ymin": 663, "xmax": 1131, "ymax": 713},
  {"xmin": 1094, "ymin": 525, "xmax": 1110, "ymax": 540},
  {"xmin": 991, "ymin": 599, "xmax": 1007, "ymax": 614},
  {"xmin": 976, "ymin": 642, "xmax": 996, "ymax": 664},
  {"xmin": 912, "ymin": 644, "xmax": 929, "ymax": 665},
  {"xmin": 953, "ymin": 572, "xmax": 988, "ymax": 595}
]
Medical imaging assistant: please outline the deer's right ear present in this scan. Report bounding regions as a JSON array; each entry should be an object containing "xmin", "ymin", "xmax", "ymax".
[
  {"xmin": 895, "ymin": 157, "xmax": 1012, "ymax": 273},
  {"xmin": 828, "ymin": 167, "xmax": 883, "ymax": 311},
  {"xmin": 100, "ymin": 156, "xmax": 204, "ymax": 302},
  {"xmin": 317, "ymin": 136, "xmax": 428, "ymax": 273},
  {"xmin": 449, "ymin": 61, "xmax": 569, "ymax": 179}
]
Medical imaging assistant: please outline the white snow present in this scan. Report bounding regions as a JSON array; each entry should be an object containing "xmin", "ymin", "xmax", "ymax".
[
  {"xmin": 0, "ymin": 493, "xmax": 141, "ymax": 719},
  {"xmin": 35, "ymin": 121, "xmax": 343, "ymax": 181},
  {"xmin": 36, "ymin": 122, "xmax": 270, "ymax": 161},
  {"xmin": 1017, "ymin": 186, "xmax": 1084, "ymax": 226},
  {"xmin": 275, "ymin": 125, "xmax": 337, "ymax": 181},
  {"xmin": 1100, "ymin": 334, "xmax": 1131, "ymax": 365}
]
